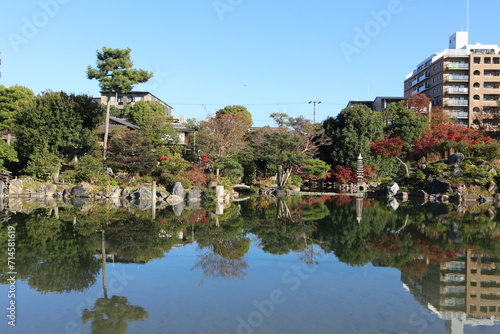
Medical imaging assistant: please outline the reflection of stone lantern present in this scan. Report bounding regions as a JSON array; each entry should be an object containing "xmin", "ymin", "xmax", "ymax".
[{"xmin": 357, "ymin": 154, "xmax": 364, "ymax": 185}]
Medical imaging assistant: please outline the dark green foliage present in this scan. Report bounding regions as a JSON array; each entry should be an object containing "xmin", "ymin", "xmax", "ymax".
[
  {"xmin": 301, "ymin": 159, "xmax": 330, "ymax": 179},
  {"xmin": 213, "ymin": 157, "xmax": 244, "ymax": 184},
  {"xmin": 0, "ymin": 139, "xmax": 18, "ymax": 169},
  {"xmin": 123, "ymin": 101, "xmax": 177, "ymax": 146},
  {"xmin": 23, "ymin": 148, "xmax": 62, "ymax": 181},
  {"xmin": 14, "ymin": 91, "xmax": 103, "ymax": 172},
  {"xmin": 0, "ymin": 85, "xmax": 35, "ymax": 133},
  {"xmin": 216, "ymin": 105, "xmax": 253, "ymax": 128},
  {"xmin": 106, "ymin": 129, "xmax": 157, "ymax": 175},
  {"xmin": 87, "ymin": 47, "xmax": 153, "ymax": 160},
  {"xmin": 384, "ymin": 101, "xmax": 428, "ymax": 152},
  {"xmin": 322, "ymin": 104, "xmax": 384, "ymax": 169},
  {"xmin": 74, "ymin": 155, "xmax": 105, "ymax": 182}
]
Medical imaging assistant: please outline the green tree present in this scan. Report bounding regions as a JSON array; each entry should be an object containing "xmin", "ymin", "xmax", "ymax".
[
  {"xmin": 252, "ymin": 127, "xmax": 307, "ymax": 187},
  {"xmin": 384, "ymin": 100, "xmax": 428, "ymax": 152},
  {"xmin": 216, "ymin": 105, "xmax": 253, "ymax": 128},
  {"xmin": 0, "ymin": 140, "xmax": 18, "ymax": 169},
  {"xmin": 87, "ymin": 47, "xmax": 153, "ymax": 161},
  {"xmin": 0, "ymin": 85, "xmax": 34, "ymax": 133},
  {"xmin": 14, "ymin": 92, "xmax": 103, "ymax": 175},
  {"xmin": 322, "ymin": 104, "xmax": 384, "ymax": 169},
  {"xmin": 106, "ymin": 128, "xmax": 157, "ymax": 176},
  {"xmin": 122, "ymin": 100, "xmax": 178, "ymax": 146}
]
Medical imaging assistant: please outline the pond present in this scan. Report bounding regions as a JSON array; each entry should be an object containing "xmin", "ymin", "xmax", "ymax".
[{"xmin": 0, "ymin": 196, "xmax": 499, "ymax": 334}]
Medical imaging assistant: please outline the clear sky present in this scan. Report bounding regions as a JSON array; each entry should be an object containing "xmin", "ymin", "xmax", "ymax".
[{"xmin": 1, "ymin": 0, "xmax": 498, "ymax": 126}]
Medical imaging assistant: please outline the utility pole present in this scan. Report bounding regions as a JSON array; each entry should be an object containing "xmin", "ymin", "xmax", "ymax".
[{"xmin": 309, "ymin": 101, "xmax": 321, "ymax": 123}]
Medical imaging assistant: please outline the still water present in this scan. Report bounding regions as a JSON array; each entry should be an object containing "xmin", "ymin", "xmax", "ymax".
[{"xmin": 0, "ymin": 196, "xmax": 499, "ymax": 334}]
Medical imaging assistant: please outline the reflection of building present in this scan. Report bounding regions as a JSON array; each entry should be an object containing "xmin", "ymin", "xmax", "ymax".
[{"xmin": 401, "ymin": 250, "xmax": 500, "ymax": 333}]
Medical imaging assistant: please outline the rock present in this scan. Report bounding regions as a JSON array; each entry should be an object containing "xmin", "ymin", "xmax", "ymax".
[
  {"xmin": 429, "ymin": 178, "xmax": 451, "ymax": 194},
  {"xmin": 121, "ymin": 188, "xmax": 130, "ymax": 198},
  {"xmin": 132, "ymin": 187, "xmax": 153, "ymax": 200},
  {"xmin": 156, "ymin": 190, "xmax": 169, "ymax": 201},
  {"xmin": 8, "ymin": 179, "xmax": 23, "ymax": 195},
  {"xmin": 440, "ymin": 195, "xmax": 449, "ymax": 203},
  {"xmin": 133, "ymin": 199, "xmax": 152, "ymax": 211},
  {"xmin": 172, "ymin": 182, "xmax": 185, "ymax": 199},
  {"xmin": 166, "ymin": 195, "xmax": 184, "ymax": 205},
  {"xmin": 62, "ymin": 188, "xmax": 71, "ymax": 198},
  {"xmin": 447, "ymin": 152, "xmax": 465, "ymax": 164},
  {"xmin": 105, "ymin": 167, "xmax": 115, "ymax": 177},
  {"xmin": 172, "ymin": 202, "xmax": 185, "ymax": 216},
  {"xmin": 187, "ymin": 188, "xmax": 203, "ymax": 202},
  {"xmin": 455, "ymin": 185, "xmax": 467, "ymax": 194},
  {"xmin": 479, "ymin": 196, "xmax": 494, "ymax": 204},
  {"xmin": 109, "ymin": 186, "xmax": 122, "ymax": 198},
  {"xmin": 387, "ymin": 183, "xmax": 399, "ymax": 197},
  {"xmin": 462, "ymin": 193, "xmax": 480, "ymax": 202},
  {"xmin": 411, "ymin": 189, "xmax": 429, "ymax": 201},
  {"xmin": 71, "ymin": 182, "xmax": 94, "ymax": 198},
  {"xmin": 289, "ymin": 185, "xmax": 300, "ymax": 192},
  {"xmin": 395, "ymin": 192, "xmax": 408, "ymax": 201},
  {"xmin": 450, "ymin": 193, "xmax": 462, "ymax": 203},
  {"xmin": 387, "ymin": 198, "xmax": 399, "ymax": 211},
  {"xmin": 71, "ymin": 197, "xmax": 92, "ymax": 211},
  {"xmin": 451, "ymin": 164, "xmax": 462, "ymax": 177},
  {"xmin": 487, "ymin": 181, "xmax": 497, "ymax": 193},
  {"xmin": 274, "ymin": 189, "xmax": 288, "ymax": 197},
  {"xmin": 495, "ymin": 193, "xmax": 500, "ymax": 202}
]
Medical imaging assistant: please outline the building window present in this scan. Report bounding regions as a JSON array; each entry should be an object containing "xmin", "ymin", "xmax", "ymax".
[
  {"xmin": 473, "ymin": 107, "xmax": 480, "ymax": 112},
  {"xmin": 474, "ymin": 57, "xmax": 481, "ymax": 64},
  {"xmin": 473, "ymin": 95, "xmax": 480, "ymax": 100},
  {"xmin": 473, "ymin": 82, "xmax": 480, "ymax": 88},
  {"xmin": 484, "ymin": 57, "xmax": 491, "ymax": 64},
  {"xmin": 494, "ymin": 57, "xmax": 500, "ymax": 64},
  {"xmin": 474, "ymin": 70, "xmax": 481, "ymax": 76}
]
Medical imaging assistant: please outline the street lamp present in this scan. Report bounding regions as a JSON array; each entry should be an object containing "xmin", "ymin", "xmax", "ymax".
[{"xmin": 309, "ymin": 101, "xmax": 321, "ymax": 123}]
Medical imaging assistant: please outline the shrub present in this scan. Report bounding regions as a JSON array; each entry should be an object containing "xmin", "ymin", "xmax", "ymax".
[
  {"xmin": 159, "ymin": 173, "xmax": 192, "ymax": 190},
  {"xmin": 74, "ymin": 155, "xmax": 104, "ymax": 183},
  {"xmin": 286, "ymin": 174, "xmax": 303, "ymax": 187},
  {"xmin": 23, "ymin": 148, "xmax": 61, "ymax": 181},
  {"xmin": 184, "ymin": 168, "xmax": 207, "ymax": 187}
]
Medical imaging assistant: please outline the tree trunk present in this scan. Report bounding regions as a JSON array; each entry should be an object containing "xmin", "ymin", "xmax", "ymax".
[
  {"xmin": 103, "ymin": 94, "xmax": 111, "ymax": 162},
  {"xmin": 396, "ymin": 157, "xmax": 409, "ymax": 176}
]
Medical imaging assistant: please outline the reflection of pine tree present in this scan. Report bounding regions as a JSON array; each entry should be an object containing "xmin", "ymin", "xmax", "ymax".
[
  {"xmin": 192, "ymin": 248, "xmax": 249, "ymax": 284},
  {"xmin": 82, "ymin": 228, "xmax": 149, "ymax": 334},
  {"xmin": 81, "ymin": 295, "xmax": 148, "ymax": 334}
]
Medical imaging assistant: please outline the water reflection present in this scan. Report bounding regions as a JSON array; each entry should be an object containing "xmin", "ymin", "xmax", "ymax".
[{"xmin": 0, "ymin": 196, "xmax": 499, "ymax": 332}]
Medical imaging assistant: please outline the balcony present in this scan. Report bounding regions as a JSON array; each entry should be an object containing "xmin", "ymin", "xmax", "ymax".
[
  {"xmin": 445, "ymin": 99, "xmax": 469, "ymax": 106},
  {"xmin": 447, "ymin": 63, "xmax": 469, "ymax": 70},
  {"xmin": 449, "ymin": 111, "xmax": 469, "ymax": 118},
  {"xmin": 446, "ymin": 75, "xmax": 469, "ymax": 82},
  {"xmin": 446, "ymin": 87, "xmax": 469, "ymax": 94}
]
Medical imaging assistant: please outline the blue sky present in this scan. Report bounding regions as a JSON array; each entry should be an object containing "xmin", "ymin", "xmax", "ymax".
[{"xmin": 1, "ymin": 0, "xmax": 499, "ymax": 126}]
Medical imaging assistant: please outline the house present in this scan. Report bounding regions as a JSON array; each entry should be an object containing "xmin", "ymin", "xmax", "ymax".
[
  {"xmin": 97, "ymin": 117, "xmax": 195, "ymax": 146},
  {"xmin": 97, "ymin": 91, "xmax": 174, "ymax": 118}
]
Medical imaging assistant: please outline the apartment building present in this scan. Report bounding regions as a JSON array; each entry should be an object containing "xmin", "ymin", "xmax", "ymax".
[
  {"xmin": 98, "ymin": 91, "xmax": 174, "ymax": 118},
  {"xmin": 404, "ymin": 32, "xmax": 500, "ymax": 129},
  {"xmin": 346, "ymin": 96, "xmax": 405, "ymax": 111}
]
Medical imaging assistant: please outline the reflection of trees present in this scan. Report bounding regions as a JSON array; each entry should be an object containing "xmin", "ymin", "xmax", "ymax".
[
  {"xmin": 314, "ymin": 197, "xmax": 401, "ymax": 266},
  {"xmin": 192, "ymin": 249, "xmax": 249, "ymax": 281},
  {"xmin": 192, "ymin": 204, "xmax": 250, "ymax": 281},
  {"xmin": 82, "ymin": 295, "xmax": 148, "ymax": 334},
  {"xmin": 104, "ymin": 214, "xmax": 184, "ymax": 263},
  {"xmin": 0, "ymin": 209, "xmax": 100, "ymax": 293}
]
